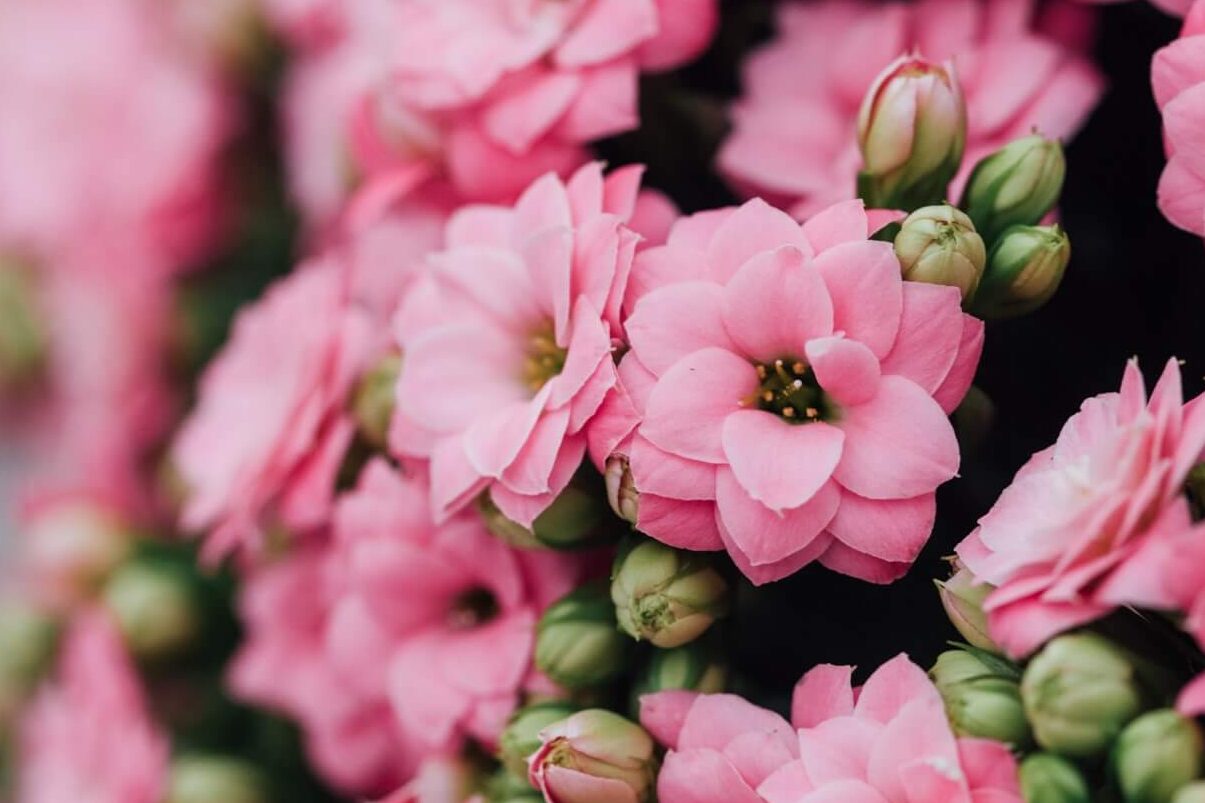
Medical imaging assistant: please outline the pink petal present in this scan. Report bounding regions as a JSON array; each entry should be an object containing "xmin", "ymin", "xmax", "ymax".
[
  {"xmin": 722, "ymin": 246, "xmax": 835, "ymax": 363},
  {"xmin": 627, "ymin": 282, "xmax": 736, "ymax": 376},
  {"xmin": 715, "ymin": 468, "xmax": 840, "ymax": 566},
  {"xmin": 430, "ymin": 436, "xmax": 490, "ymax": 520},
  {"xmin": 630, "ymin": 434, "xmax": 718, "ymax": 501},
  {"xmin": 464, "ymin": 390, "xmax": 551, "ymax": 479},
  {"xmin": 879, "ymin": 283, "xmax": 964, "ymax": 396},
  {"xmin": 854, "ymin": 654, "xmax": 941, "ymax": 724},
  {"xmin": 792, "ymin": 665, "xmax": 856, "ymax": 728},
  {"xmin": 657, "ymin": 749, "xmax": 765, "ymax": 803},
  {"xmin": 721, "ymin": 411, "xmax": 844, "ymax": 511},
  {"xmin": 640, "ymin": 690, "xmax": 700, "ymax": 748},
  {"xmin": 553, "ymin": 0, "xmax": 658, "ymax": 67},
  {"xmin": 555, "ymin": 60, "xmax": 641, "ymax": 142},
  {"xmin": 638, "ymin": 495, "xmax": 725, "ymax": 551},
  {"xmin": 818, "ymin": 540, "xmax": 912, "ymax": 585},
  {"xmin": 931, "ymin": 315, "xmax": 985, "ymax": 414},
  {"xmin": 806, "ymin": 337, "xmax": 882, "ymax": 407},
  {"xmin": 678, "ymin": 694, "xmax": 795, "ymax": 753},
  {"xmin": 801, "ymin": 199, "xmax": 871, "ymax": 254},
  {"xmin": 1178, "ymin": 673, "xmax": 1205, "ymax": 717},
  {"xmin": 1153, "ymin": 36, "xmax": 1205, "ymax": 110},
  {"xmin": 544, "ymin": 766, "xmax": 639, "ymax": 803},
  {"xmin": 813, "ymin": 240, "xmax": 903, "ymax": 359},
  {"xmin": 499, "ymin": 406, "xmax": 571, "ymax": 495},
  {"xmin": 481, "ymin": 70, "xmax": 581, "ymax": 153},
  {"xmin": 705, "ymin": 198, "xmax": 810, "ymax": 283},
  {"xmin": 718, "ymin": 516, "xmax": 835, "ymax": 586},
  {"xmin": 826, "ymin": 493, "xmax": 936, "ymax": 564}
]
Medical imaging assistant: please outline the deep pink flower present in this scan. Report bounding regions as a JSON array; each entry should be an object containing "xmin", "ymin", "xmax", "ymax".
[
  {"xmin": 719, "ymin": 0, "xmax": 1104, "ymax": 218},
  {"xmin": 1152, "ymin": 0, "xmax": 1205, "ymax": 235},
  {"xmin": 594, "ymin": 198, "xmax": 982, "ymax": 585},
  {"xmin": 957, "ymin": 358, "xmax": 1205, "ymax": 657},
  {"xmin": 391, "ymin": 163, "xmax": 654, "ymax": 526},
  {"xmin": 641, "ymin": 654, "xmax": 1021, "ymax": 803},
  {"xmin": 17, "ymin": 611, "xmax": 168, "ymax": 803}
]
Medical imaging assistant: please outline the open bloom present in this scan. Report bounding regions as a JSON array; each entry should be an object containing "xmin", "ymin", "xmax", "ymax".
[
  {"xmin": 640, "ymin": 654, "xmax": 1021, "ymax": 802},
  {"xmin": 719, "ymin": 0, "xmax": 1103, "ymax": 218},
  {"xmin": 957, "ymin": 358, "xmax": 1205, "ymax": 657},
  {"xmin": 1152, "ymin": 0, "xmax": 1205, "ymax": 235},
  {"xmin": 17, "ymin": 611, "xmax": 168, "ymax": 803},
  {"xmin": 594, "ymin": 199, "xmax": 982, "ymax": 585}
]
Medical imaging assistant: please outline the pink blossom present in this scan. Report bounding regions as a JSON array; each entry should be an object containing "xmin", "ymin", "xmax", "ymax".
[
  {"xmin": 719, "ymin": 0, "xmax": 1104, "ymax": 219},
  {"xmin": 640, "ymin": 654, "xmax": 1021, "ymax": 803},
  {"xmin": 391, "ymin": 163, "xmax": 652, "ymax": 526},
  {"xmin": 595, "ymin": 198, "xmax": 982, "ymax": 585},
  {"xmin": 957, "ymin": 358, "xmax": 1205, "ymax": 657},
  {"xmin": 1152, "ymin": 0, "xmax": 1205, "ymax": 235},
  {"xmin": 17, "ymin": 610, "xmax": 168, "ymax": 803}
]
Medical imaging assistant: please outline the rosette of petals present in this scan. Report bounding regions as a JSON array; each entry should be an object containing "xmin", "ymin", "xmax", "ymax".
[{"xmin": 1152, "ymin": 0, "xmax": 1205, "ymax": 235}]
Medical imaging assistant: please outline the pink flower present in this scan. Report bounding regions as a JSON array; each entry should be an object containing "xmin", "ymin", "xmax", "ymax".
[
  {"xmin": 391, "ymin": 163, "xmax": 652, "ymax": 526},
  {"xmin": 956, "ymin": 358, "xmax": 1205, "ymax": 657},
  {"xmin": 329, "ymin": 459, "xmax": 585, "ymax": 756},
  {"xmin": 595, "ymin": 198, "xmax": 982, "ymax": 585},
  {"xmin": 1152, "ymin": 0, "xmax": 1205, "ymax": 235},
  {"xmin": 718, "ymin": 0, "xmax": 1104, "ymax": 218},
  {"xmin": 640, "ymin": 654, "xmax": 1021, "ymax": 803},
  {"xmin": 17, "ymin": 610, "xmax": 168, "ymax": 803}
]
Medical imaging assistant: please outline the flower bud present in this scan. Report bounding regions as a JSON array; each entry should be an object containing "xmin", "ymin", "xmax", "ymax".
[
  {"xmin": 0, "ymin": 257, "xmax": 46, "ymax": 389},
  {"xmin": 352, "ymin": 353, "xmax": 401, "ymax": 449},
  {"xmin": 1173, "ymin": 782, "xmax": 1205, "ymax": 803},
  {"xmin": 1021, "ymin": 633, "xmax": 1144, "ymax": 757},
  {"xmin": 528, "ymin": 709, "xmax": 657, "ymax": 803},
  {"xmin": 500, "ymin": 701, "xmax": 580, "ymax": 779},
  {"xmin": 1019, "ymin": 753, "xmax": 1091, "ymax": 803},
  {"xmin": 856, "ymin": 55, "xmax": 967, "ymax": 210},
  {"xmin": 166, "ymin": 755, "xmax": 269, "ymax": 803},
  {"xmin": 611, "ymin": 539, "xmax": 728, "ymax": 649},
  {"xmin": 604, "ymin": 456, "xmax": 638, "ymax": 526},
  {"xmin": 1113, "ymin": 709, "xmax": 1204, "ymax": 803},
  {"xmin": 931, "ymin": 649, "xmax": 1030, "ymax": 746},
  {"xmin": 479, "ymin": 487, "xmax": 605, "ymax": 551},
  {"xmin": 22, "ymin": 498, "xmax": 131, "ymax": 610},
  {"xmin": 535, "ymin": 585, "xmax": 631, "ymax": 689},
  {"xmin": 971, "ymin": 224, "xmax": 1070, "ymax": 319},
  {"xmin": 631, "ymin": 641, "xmax": 726, "ymax": 716},
  {"xmin": 893, "ymin": 205, "xmax": 987, "ymax": 299},
  {"xmin": 486, "ymin": 768, "xmax": 545, "ymax": 802},
  {"xmin": 0, "ymin": 602, "xmax": 57, "ymax": 722},
  {"xmin": 961, "ymin": 134, "xmax": 1066, "ymax": 244},
  {"xmin": 101, "ymin": 560, "xmax": 200, "ymax": 662},
  {"xmin": 935, "ymin": 561, "xmax": 998, "ymax": 652}
]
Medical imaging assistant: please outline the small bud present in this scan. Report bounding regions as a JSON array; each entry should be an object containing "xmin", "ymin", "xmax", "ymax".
[
  {"xmin": 101, "ymin": 560, "xmax": 200, "ymax": 662},
  {"xmin": 0, "ymin": 257, "xmax": 46, "ymax": 389},
  {"xmin": 478, "ymin": 487, "xmax": 605, "ymax": 551},
  {"xmin": 961, "ymin": 134, "xmax": 1066, "ymax": 244},
  {"xmin": 632, "ymin": 641, "xmax": 726, "ymax": 703},
  {"xmin": 166, "ymin": 755, "xmax": 269, "ymax": 803},
  {"xmin": 893, "ymin": 205, "xmax": 986, "ymax": 300},
  {"xmin": 0, "ymin": 603, "xmax": 58, "ymax": 722},
  {"xmin": 1173, "ymin": 782, "xmax": 1205, "ymax": 803},
  {"xmin": 500, "ymin": 701, "xmax": 580, "ymax": 779},
  {"xmin": 931, "ymin": 649, "xmax": 1029, "ymax": 746},
  {"xmin": 1021, "ymin": 633, "xmax": 1143, "ymax": 757},
  {"xmin": 351, "ymin": 353, "xmax": 402, "ymax": 449},
  {"xmin": 528, "ymin": 709, "xmax": 657, "ymax": 803},
  {"xmin": 22, "ymin": 499, "xmax": 132, "ymax": 610},
  {"xmin": 856, "ymin": 55, "xmax": 967, "ymax": 210},
  {"xmin": 486, "ymin": 768, "xmax": 545, "ymax": 802},
  {"xmin": 1113, "ymin": 709, "xmax": 1204, "ymax": 803},
  {"xmin": 604, "ymin": 456, "xmax": 639, "ymax": 526},
  {"xmin": 1019, "ymin": 753, "xmax": 1092, "ymax": 803},
  {"xmin": 611, "ymin": 539, "xmax": 728, "ymax": 649},
  {"xmin": 535, "ymin": 585, "xmax": 631, "ymax": 689},
  {"xmin": 971, "ymin": 224, "xmax": 1070, "ymax": 319},
  {"xmin": 935, "ymin": 560, "xmax": 999, "ymax": 652}
]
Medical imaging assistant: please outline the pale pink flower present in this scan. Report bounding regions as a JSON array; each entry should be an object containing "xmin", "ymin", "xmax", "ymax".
[
  {"xmin": 391, "ymin": 163, "xmax": 651, "ymax": 526},
  {"xmin": 17, "ymin": 610, "xmax": 168, "ymax": 803},
  {"xmin": 957, "ymin": 358, "xmax": 1205, "ymax": 657},
  {"xmin": 370, "ymin": 757, "xmax": 479, "ymax": 803},
  {"xmin": 719, "ymin": 0, "xmax": 1104, "ymax": 218},
  {"xmin": 641, "ymin": 654, "xmax": 1021, "ymax": 803},
  {"xmin": 594, "ymin": 198, "xmax": 982, "ymax": 585},
  {"xmin": 1152, "ymin": 0, "xmax": 1205, "ymax": 235}
]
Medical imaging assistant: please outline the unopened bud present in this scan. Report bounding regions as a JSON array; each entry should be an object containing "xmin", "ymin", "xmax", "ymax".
[
  {"xmin": 632, "ymin": 641, "xmax": 726, "ymax": 703},
  {"xmin": 857, "ymin": 55, "xmax": 967, "ymax": 210},
  {"xmin": 1173, "ymin": 782, "xmax": 1205, "ymax": 803},
  {"xmin": 971, "ymin": 224, "xmax": 1070, "ymax": 319},
  {"xmin": 0, "ymin": 257, "xmax": 46, "ymax": 389},
  {"xmin": 500, "ymin": 701, "xmax": 580, "ymax": 779},
  {"xmin": 961, "ymin": 134, "xmax": 1066, "ymax": 244},
  {"xmin": 535, "ymin": 584, "xmax": 630, "ymax": 689},
  {"xmin": 102, "ymin": 560, "xmax": 200, "ymax": 662},
  {"xmin": 22, "ymin": 499, "xmax": 131, "ymax": 610},
  {"xmin": 528, "ymin": 709, "xmax": 657, "ymax": 803},
  {"xmin": 1019, "ymin": 753, "xmax": 1091, "ymax": 803},
  {"xmin": 352, "ymin": 353, "xmax": 401, "ymax": 449},
  {"xmin": 894, "ymin": 205, "xmax": 986, "ymax": 300},
  {"xmin": 611, "ymin": 539, "xmax": 728, "ymax": 649},
  {"xmin": 605, "ymin": 456, "xmax": 638, "ymax": 526},
  {"xmin": 1113, "ymin": 709, "xmax": 1203, "ymax": 803},
  {"xmin": 478, "ymin": 487, "xmax": 605, "ymax": 551},
  {"xmin": 936, "ymin": 561, "xmax": 998, "ymax": 652},
  {"xmin": 931, "ymin": 649, "xmax": 1028, "ymax": 745},
  {"xmin": 166, "ymin": 755, "xmax": 269, "ymax": 803},
  {"xmin": 1021, "ymin": 633, "xmax": 1143, "ymax": 757},
  {"xmin": 486, "ymin": 768, "xmax": 544, "ymax": 802},
  {"xmin": 0, "ymin": 603, "xmax": 57, "ymax": 721}
]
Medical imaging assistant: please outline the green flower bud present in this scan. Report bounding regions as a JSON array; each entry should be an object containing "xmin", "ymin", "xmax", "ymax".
[
  {"xmin": 633, "ymin": 641, "xmax": 727, "ymax": 699},
  {"xmin": 499, "ymin": 701, "xmax": 580, "ymax": 779},
  {"xmin": 935, "ymin": 561, "xmax": 998, "ymax": 652},
  {"xmin": 1019, "ymin": 753, "xmax": 1091, "ymax": 803},
  {"xmin": 351, "ymin": 353, "xmax": 401, "ymax": 449},
  {"xmin": 0, "ymin": 603, "xmax": 57, "ymax": 721},
  {"xmin": 478, "ymin": 486, "xmax": 605, "ymax": 551},
  {"xmin": 166, "ymin": 755, "xmax": 269, "ymax": 803},
  {"xmin": 961, "ymin": 134, "xmax": 1066, "ymax": 243},
  {"xmin": 604, "ymin": 456, "xmax": 639, "ymax": 526},
  {"xmin": 931, "ymin": 649, "xmax": 1029, "ymax": 746},
  {"xmin": 1113, "ymin": 709, "xmax": 1204, "ymax": 803},
  {"xmin": 101, "ymin": 560, "xmax": 200, "ymax": 662},
  {"xmin": 1021, "ymin": 633, "xmax": 1144, "ymax": 757},
  {"xmin": 893, "ymin": 205, "xmax": 987, "ymax": 300},
  {"xmin": 486, "ymin": 767, "xmax": 544, "ymax": 802},
  {"xmin": 1172, "ymin": 782, "xmax": 1205, "ymax": 803},
  {"xmin": 535, "ymin": 584, "xmax": 630, "ymax": 689},
  {"xmin": 0, "ymin": 256, "xmax": 46, "ymax": 389},
  {"xmin": 611, "ymin": 539, "xmax": 728, "ymax": 649},
  {"xmin": 971, "ymin": 224, "xmax": 1070, "ymax": 319}
]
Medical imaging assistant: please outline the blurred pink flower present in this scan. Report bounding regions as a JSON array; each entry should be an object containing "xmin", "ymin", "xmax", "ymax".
[
  {"xmin": 1153, "ymin": 0, "xmax": 1205, "ymax": 235},
  {"xmin": 595, "ymin": 199, "xmax": 981, "ymax": 585},
  {"xmin": 18, "ymin": 610, "xmax": 168, "ymax": 803},
  {"xmin": 957, "ymin": 358, "xmax": 1205, "ymax": 657},
  {"xmin": 641, "ymin": 654, "xmax": 1021, "ymax": 803},
  {"xmin": 719, "ymin": 0, "xmax": 1104, "ymax": 218}
]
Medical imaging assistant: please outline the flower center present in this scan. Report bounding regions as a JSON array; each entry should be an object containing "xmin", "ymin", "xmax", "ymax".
[
  {"xmin": 447, "ymin": 587, "xmax": 500, "ymax": 630},
  {"xmin": 522, "ymin": 321, "xmax": 567, "ymax": 393},
  {"xmin": 746, "ymin": 358, "xmax": 836, "ymax": 424}
]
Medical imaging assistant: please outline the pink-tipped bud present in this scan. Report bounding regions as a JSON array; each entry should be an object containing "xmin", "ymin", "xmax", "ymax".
[
  {"xmin": 857, "ymin": 55, "xmax": 967, "ymax": 210},
  {"xmin": 936, "ymin": 560, "xmax": 999, "ymax": 653},
  {"xmin": 528, "ymin": 709, "xmax": 657, "ymax": 803}
]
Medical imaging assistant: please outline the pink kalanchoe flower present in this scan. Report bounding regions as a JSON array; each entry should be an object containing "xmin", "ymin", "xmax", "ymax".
[
  {"xmin": 17, "ymin": 611, "xmax": 168, "ymax": 803},
  {"xmin": 956, "ymin": 358, "xmax": 1205, "ymax": 657},
  {"xmin": 641, "ymin": 654, "xmax": 1021, "ymax": 803},
  {"xmin": 1152, "ymin": 0, "xmax": 1205, "ymax": 235},
  {"xmin": 719, "ymin": 0, "xmax": 1104, "ymax": 218},
  {"xmin": 595, "ymin": 198, "xmax": 982, "ymax": 585},
  {"xmin": 391, "ymin": 163, "xmax": 654, "ymax": 526},
  {"xmin": 330, "ymin": 459, "xmax": 585, "ymax": 755}
]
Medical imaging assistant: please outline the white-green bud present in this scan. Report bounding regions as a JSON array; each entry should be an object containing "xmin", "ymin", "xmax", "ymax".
[
  {"xmin": 931, "ymin": 649, "xmax": 1029, "ymax": 746},
  {"xmin": 1019, "ymin": 753, "xmax": 1091, "ymax": 803},
  {"xmin": 894, "ymin": 205, "xmax": 986, "ymax": 300},
  {"xmin": 611, "ymin": 539, "xmax": 728, "ymax": 649},
  {"xmin": 1113, "ymin": 709, "xmax": 1204, "ymax": 803},
  {"xmin": 971, "ymin": 224, "xmax": 1070, "ymax": 319},
  {"xmin": 535, "ymin": 585, "xmax": 630, "ymax": 689},
  {"xmin": 961, "ymin": 134, "xmax": 1066, "ymax": 244}
]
